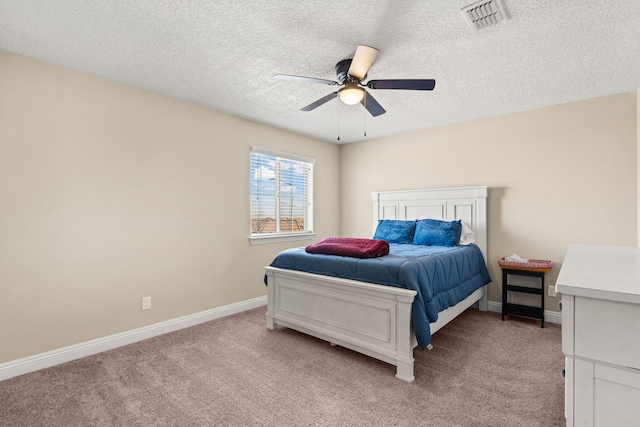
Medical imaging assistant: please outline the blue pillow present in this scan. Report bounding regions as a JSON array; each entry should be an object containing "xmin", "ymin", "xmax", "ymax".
[
  {"xmin": 413, "ymin": 219, "xmax": 462, "ymax": 247},
  {"xmin": 373, "ymin": 220, "xmax": 416, "ymax": 244}
]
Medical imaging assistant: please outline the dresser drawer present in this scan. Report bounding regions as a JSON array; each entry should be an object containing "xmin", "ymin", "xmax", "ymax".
[{"xmin": 574, "ymin": 296, "xmax": 640, "ymax": 370}]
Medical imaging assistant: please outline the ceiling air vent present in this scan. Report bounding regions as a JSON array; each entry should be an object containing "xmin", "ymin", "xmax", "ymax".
[{"xmin": 462, "ymin": 0, "xmax": 509, "ymax": 31}]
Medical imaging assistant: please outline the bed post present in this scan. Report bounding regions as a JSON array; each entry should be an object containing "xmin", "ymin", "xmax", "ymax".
[
  {"xmin": 474, "ymin": 187, "xmax": 489, "ymax": 312},
  {"xmin": 265, "ymin": 271, "xmax": 277, "ymax": 330},
  {"xmin": 395, "ymin": 293, "xmax": 416, "ymax": 383},
  {"xmin": 478, "ymin": 292, "xmax": 489, "ymax": 312}
]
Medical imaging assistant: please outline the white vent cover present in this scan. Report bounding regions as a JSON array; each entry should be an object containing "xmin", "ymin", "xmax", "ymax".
[{"xmin": 462, "ymin": 0, "xmax": 509, "ymax": 31}]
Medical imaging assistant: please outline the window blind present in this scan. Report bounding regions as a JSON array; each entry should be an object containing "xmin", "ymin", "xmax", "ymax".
[{"xmin": 250, "ymin": 147, "xmax": 314, "ymax": 241}]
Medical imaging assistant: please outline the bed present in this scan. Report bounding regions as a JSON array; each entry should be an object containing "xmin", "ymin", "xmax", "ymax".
[{"xmin": 264, "ymin": 186, "xmax": 490, "ymax": 382}]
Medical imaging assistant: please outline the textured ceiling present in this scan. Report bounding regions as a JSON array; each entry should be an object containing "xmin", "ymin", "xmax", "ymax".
[{"xmin": 1, "ymin": 1, "xmax": 639, "ymax": 144}]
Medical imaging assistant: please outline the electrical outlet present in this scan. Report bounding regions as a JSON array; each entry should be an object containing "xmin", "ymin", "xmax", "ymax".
[
  {"xmin": 142, "ymin": 296, "xmax": 151, "ymax": 310},
  {"xmin": 547, "ymin": 285, "xmax": 556, "ymax": 298}
]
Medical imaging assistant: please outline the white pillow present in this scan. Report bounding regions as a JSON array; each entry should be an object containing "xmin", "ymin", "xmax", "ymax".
[{"xmin": 458, "ymin": 222, "xmax": 475, "ymax": 246}]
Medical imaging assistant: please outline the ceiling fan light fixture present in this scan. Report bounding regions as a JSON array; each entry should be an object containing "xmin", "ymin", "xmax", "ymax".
[{"xmin": 339, "ymin": 86, "xmax": 365, "ymax": 105}]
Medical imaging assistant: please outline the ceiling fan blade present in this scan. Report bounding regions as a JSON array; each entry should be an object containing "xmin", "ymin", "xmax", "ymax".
[
  {"xmin": 367, "ymin": 79, "xmax": 436, "ymax": 90},
  {"xmin": 300, "ymin": 92, "xmax": 338, "ymax": 111},
  {"xmin": 348, "ymin": 45, "xmax": 379, "ymax": 80},
  {"xmin": 361, "ymin": 91, "xmax": 386, "ymax": 117},
  {"xmin": 274, "ymin": 74, "xmax": 338, "ymax": 86}
]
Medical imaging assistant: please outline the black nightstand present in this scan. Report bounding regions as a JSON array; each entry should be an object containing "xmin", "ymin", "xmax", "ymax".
[{"xmin": 501, "ymin": 267, "xmax": 548, "ymax": 328}]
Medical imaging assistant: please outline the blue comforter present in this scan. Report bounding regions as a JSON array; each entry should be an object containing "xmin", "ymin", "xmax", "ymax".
[{"xmin": 267, "ymin": 243, "xmax": 491, "ymax": 347}]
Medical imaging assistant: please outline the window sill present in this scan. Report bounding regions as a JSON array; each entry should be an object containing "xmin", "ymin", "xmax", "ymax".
[{"xmin": 249, "ymin": 232, "xmax": 317, "ymax": 245}]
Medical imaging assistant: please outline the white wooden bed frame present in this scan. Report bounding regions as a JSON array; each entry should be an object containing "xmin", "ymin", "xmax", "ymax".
[{"xmin": 265, "ymin": 186, "xmax": 489, "ymax": 382}]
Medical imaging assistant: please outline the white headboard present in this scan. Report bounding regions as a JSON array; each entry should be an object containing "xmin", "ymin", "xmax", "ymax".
[{"xmin": 371, "ymin": 186, "xmax": 488, "ymax": 262}]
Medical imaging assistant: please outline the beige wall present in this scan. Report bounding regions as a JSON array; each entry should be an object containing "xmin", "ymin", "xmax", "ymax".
[
  {"xmin": 2, "ymin": 48, "xmax": 637, "ymax": 365},
  {"xmin": 0, "ymin": 50, "xmax": 340, "ymax": 363},
  {"xmin": 340, "ymin": 93, "xmax": 637, "ymax": 308}
]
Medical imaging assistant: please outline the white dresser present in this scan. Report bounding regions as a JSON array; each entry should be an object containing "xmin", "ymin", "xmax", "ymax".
[{"xmin": 557, "ymin": 244, "xmax": 640, "ymax": 427}]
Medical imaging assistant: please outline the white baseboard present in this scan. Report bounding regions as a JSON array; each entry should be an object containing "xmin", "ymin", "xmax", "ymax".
[
  {"xmin": 487, "ymin": 301, "xmax": 562, "ymax": 325},
  {"xmin": 0, "ymin": 295, "xmax": 267, "ymax": 382}
]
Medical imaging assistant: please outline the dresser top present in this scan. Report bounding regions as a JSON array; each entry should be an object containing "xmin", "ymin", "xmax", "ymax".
[{"xmin": 557, "ymin": 244, "xmax": 640, "ymax": 304}]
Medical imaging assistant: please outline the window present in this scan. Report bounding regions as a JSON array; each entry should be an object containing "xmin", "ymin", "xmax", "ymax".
[{"xmin": 250, "ymin": 147, "xmax": 315, "ymax": 244}]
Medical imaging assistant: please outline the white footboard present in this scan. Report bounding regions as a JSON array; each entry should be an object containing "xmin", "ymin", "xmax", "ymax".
[{"xmin": 265, "ymin": 266, "xmax": 418, "ymax": 382}]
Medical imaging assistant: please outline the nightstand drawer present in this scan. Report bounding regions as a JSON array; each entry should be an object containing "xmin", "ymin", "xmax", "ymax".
[{"xmin": 574, "ymin": 296, "xmax": 640, "ymax": 370}]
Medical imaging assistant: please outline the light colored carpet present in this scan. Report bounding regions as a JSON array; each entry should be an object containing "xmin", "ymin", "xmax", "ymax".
[{"xmin": 0, "ymin": 307, "xmax": 565, "ymax": 426}]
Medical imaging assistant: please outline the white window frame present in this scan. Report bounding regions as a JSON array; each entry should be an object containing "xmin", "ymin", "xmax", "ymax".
[{"xmin": 249, "ymin": 146, "xmax": 316, "ymax": 245}]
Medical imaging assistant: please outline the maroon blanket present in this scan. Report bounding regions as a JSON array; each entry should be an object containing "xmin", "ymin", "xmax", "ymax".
[{"xmin": 305, "ymin": 237, "xmax": 389, "ymax": 258}]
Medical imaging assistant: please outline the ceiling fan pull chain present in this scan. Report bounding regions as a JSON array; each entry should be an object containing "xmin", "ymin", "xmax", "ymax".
[
  {"xmin": 337, "ymin": 106, "xmax": 341, "ymax": 141},
  {"xmin": 363, "ymin": 96, "xmax": 367, "ymax": 137}
]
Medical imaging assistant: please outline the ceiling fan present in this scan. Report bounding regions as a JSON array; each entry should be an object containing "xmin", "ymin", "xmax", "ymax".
[{"xmin": 274, "ymin": 45, "xmax": 435, "ymax": 117}]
